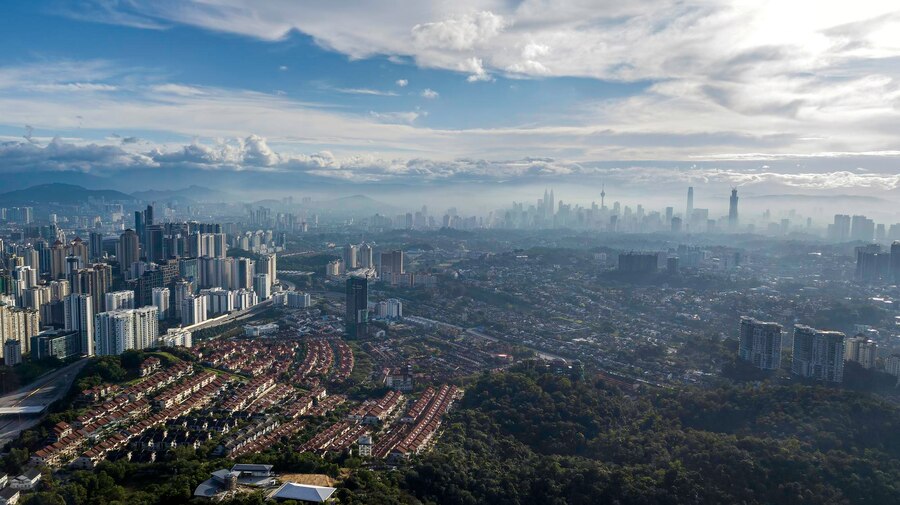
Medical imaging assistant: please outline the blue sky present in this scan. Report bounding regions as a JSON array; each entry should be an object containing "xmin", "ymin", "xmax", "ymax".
[{"xmin": 0, "ymin": 0, "xmax": 899, "ymax": 196}]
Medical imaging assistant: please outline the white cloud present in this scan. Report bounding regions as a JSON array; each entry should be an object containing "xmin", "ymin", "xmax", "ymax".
[
  {"xmin": 411, "ymin": 11, "xmax": 508, "ymax": 51},
  {"xmin": 461, "ymin": 57, "xmax": 492, "ymax": 82},
  {"xmin": 279, "ymin": 65, "xmax": 288, "ymax": 71},
  {"xmin": 420, "ymin": 88, "xmax": 439, "ymax": 99},
  {"xmin": 395, "ymin": 79, "xmax": 408, "ymax": 87},
  {"xmin": 31, "ymin": 83, "xmax": 119, "ymax": 93},
  {"xmin": 369, "ymin": 110, "xmax": 422, "ymax": 124},
  {"xmin": 2, "ymin": 134, "xmax": 899, "ymax": 195},
  {"xmin": 150, "ymin": 83, "xmax": 207, "ymax": 96},
  {"xmin": 334, "ymin": 87, "xmax": 399, "ymax": 96}
]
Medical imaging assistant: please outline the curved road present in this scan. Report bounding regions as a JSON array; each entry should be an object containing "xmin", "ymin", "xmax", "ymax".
[{"xmin": 0, "ymin": 359, "xmax": 88, "ymax": 446}]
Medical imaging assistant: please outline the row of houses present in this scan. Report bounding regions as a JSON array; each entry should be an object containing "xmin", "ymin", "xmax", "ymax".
[{"xmin": 374, "ymin": 385, "xmax": 459, "ymax": 459}]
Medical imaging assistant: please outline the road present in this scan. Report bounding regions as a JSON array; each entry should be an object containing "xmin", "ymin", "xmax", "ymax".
[
  {"xmin": 0, "ymin": 359, "xmax": 88, "ymax": 446},
  {"xmin": 185, "ymin": 298, "xmax": 275, "ymax": 333}
]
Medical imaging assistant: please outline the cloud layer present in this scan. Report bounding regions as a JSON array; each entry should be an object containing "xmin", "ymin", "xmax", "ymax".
[{"xmin": 3, "ymin": 134, "xmax": 899, "ymax": 193}]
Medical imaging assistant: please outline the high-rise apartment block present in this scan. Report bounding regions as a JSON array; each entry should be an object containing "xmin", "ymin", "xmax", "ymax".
[{"xmin": 738, "ymin": 317, "xmax": 782, "ymax": 370}]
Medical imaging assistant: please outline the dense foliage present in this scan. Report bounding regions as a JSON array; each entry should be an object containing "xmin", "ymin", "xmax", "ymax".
[{"xmin": 386, "ymin": 365, "xmax": 900, "ymax": 505}]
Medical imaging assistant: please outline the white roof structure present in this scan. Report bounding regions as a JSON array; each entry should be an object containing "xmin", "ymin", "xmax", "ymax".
[{"xmin": 271, "ymin": 483, "xmax": 336, "ymax": 503}]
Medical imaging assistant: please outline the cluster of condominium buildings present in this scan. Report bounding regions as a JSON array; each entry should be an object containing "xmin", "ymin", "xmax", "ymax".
[{"xmin": 738, "ymin": 316, "xmax": 885, "ymax": 383}]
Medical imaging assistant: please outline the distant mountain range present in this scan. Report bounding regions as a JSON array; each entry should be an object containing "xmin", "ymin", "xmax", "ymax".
[
  {"xmin": 746, "ymin": 193, "xmax": 887, "ymax": 203},
  {"xmin": 0, "ymin": 183, "xmax": 135, "ymax": 205},
  {"xmin": 131, "ymin": 185, "xmax": 231, "ymax": 203},
  {"xmin": 316, "ymin": 194, "xmax": 399, "ymax": 214}
]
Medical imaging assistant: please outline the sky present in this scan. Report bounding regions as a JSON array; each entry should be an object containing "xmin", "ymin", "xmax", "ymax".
[{"xmin": 0, "ymin": 0, "xmax": 899, "ymax": 205}]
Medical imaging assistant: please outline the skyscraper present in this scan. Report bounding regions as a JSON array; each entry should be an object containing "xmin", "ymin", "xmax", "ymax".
[
  {"xmin": 117, "ymin": 229, "xmax": 140, "ymax": 273},
  {"xmin": 152, "ymin": 287, "xmax": 170, "ymax": 320},
  {"xmin": 380, "ymin": 250, "xmax": 405, "ymax": 277},
  {"xmin": 64, "ymin": 293, "xmax": 94, "ymax": 356},
  {"xmin": 738, "ymin": 317, "xmax": 782, "ymax": 370},
  {"xmin": 891, "ymin": 241, "xmax": 900, "ymax": 283},
  {"xmin": 89, "ymin": 232, "xmax": 104, "ymax": 262},
  {"xmin": 344, "ymin": 244, "xmax": 359, "ymax": 269},
  {"xmin": 359, "ymin": 243, "xmax": 374, "ymax": 269},
  {"xmin": 728, "ymin": 188, "xmax": 739, "ymax": 231},
  {"xmin": 828, "ymin": 214, "xmax": 852, "ymax": 242},
  {"xmin": 105, "ymin": 290, "xmax": 135, "ymax": 311},
  {"xmin": 845, "ymin": 335, "xmax": 877, "ymax": 369},
  {"xmin": 345, "ymin": 276, "xmax": 368, "ymax": 339},
  {"xmin": 792, "ymin": 324, "xmax": 845, "ymax": 383},
  {"xmin": 850, "ymin": 215, "xmax": 875, "ymax": 242},
  {"xmin": 95, "ymin": 310, "xmax": 134, "ymax": 356},
  {"xmin": 686, "ymin": 186, "xmax": 694, "ymax": 220}
]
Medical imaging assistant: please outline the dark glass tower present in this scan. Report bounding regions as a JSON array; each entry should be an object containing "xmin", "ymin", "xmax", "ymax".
[{"xmin": 345, "ymin": 276, "xmax": 368, "ymax": 339}]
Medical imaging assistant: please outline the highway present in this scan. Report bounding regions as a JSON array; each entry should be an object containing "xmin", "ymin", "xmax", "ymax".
[{"xmin": 0, "ymin": 359, "xmax": 88, "ymax": 446}]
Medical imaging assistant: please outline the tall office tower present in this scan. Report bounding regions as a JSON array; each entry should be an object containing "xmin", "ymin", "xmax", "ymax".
[
  {"xmin": 738, "ymin": 317, "xmax": 783, "ymax": 370},
  {"xmin": 133, "ymin": 306, "xmax": 159, "ymax": 349},
  {"xmin": 345, "ymin": 275, "xmax": 368, "ymax": 339},
  {"xmin": 50, "ymin": 240, "xmax": 67, "ymax": 280},
  {"xmin": 257, "ymin": 253, "xmax": 277, "ymax": 287},
  {"xmin": 665, "ymin": 207, "xmax": 673, "ymax": 225},
  {"xmin": 686, "ymin": 187, "xmax": 694, "ymax": 223},
  {"xmin": 892, "ymin": 241, "xmax": 900, "ymax": 283},
  {"xmin": 845, "ymin": 335, "xmax": 877, "ymax": 369},
  {"xmin": 253, "ymin": 273, "xmax": 271, "ymax": 300},
  {"xmin": 850, "ymin": 215, "xmax": 875, "ymax": 242},
  {"xmin": 152, "ymin": 287, "xmax": 170, "ymax": 320},
  {"xmin": 105, "ymin": 290, "xmax": 136, "ymax": 311},
  {"xmin": 145, "ymin": 225, "xmax": 165, "ymax": 263},
  {"xmin": 234, "ymin": 257, "xmax": 255, "ymax": 290},
  {"xmin": 117, "ymin": 229, "xmax": 140, "ymax": 273},
  {"xmin": 95, "ymin": 310, "xmax": 134, "ymax": 356},
  {"xmin": 64, "ymin": 293, "xmax": 94, "ymax": 356},
  {"xmin": 358, "ymin": 243, "xmax": 373, "ymax": 268},
  {"xmin": 344, "ymin": 244, "xmax": 359, "ymax": 269},
  {"xmin": 89, "ymin": 232, "xmax": 104, "ymax": 261},
  {"xmin": 69, "ymin": 237, "xmax": 89, "ymax": 266},
  {"xmin": 34, "ymin": 239, "xmax": 51, "ymax": 276},
  {"xmin": 134, "ymin": 210, "xmax": 145, "ymax": 249},
  {"xmin": 728, "ymin": 188, "xmax": 739, "ymax": 231},
  {"xmin": 181, "ymin": 295, "xmax": 208, "ymax": 325},
  {"xmin": 143, "ymin": 204, "xmax": 154, "ymax": 232},
  {"xmin": 791, "ymin": 324, "xmax": 845, "ymax": 383}
]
